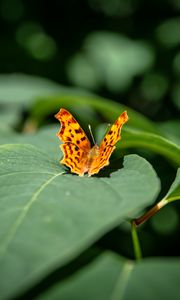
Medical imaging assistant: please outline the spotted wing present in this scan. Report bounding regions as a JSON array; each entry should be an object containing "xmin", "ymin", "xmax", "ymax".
[
  {"xmin": 55, "ymin": 108, "xmax": 91, "ymax": 150},
  {"xmin": 55, "ymin": 108, "xmax": 91, "ymax": 176},
  {"xmin": 88, "ymin": 111, "xmax": 128, "ymax": 176},
  {"xmin": 60, "ymin": 144, "xmax": 88, "ymax": 176}
]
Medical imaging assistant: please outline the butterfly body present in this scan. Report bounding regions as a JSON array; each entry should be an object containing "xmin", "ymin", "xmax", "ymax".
[
  {"xmin": 55, "ymin": 108, "xmax": 128, "ymax": 176},
  {"xmin": 88, "ymin": 145, "xmax": 99, "ymax": 160},
  {"xmin": 86, "ymin": 145, "xmax": 99, "ymax": 173}
]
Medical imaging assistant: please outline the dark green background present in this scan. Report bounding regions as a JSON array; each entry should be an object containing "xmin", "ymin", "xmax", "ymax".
[{"xmin": 1, "ymin": 0, "xmax": 180, "ymax": 119}]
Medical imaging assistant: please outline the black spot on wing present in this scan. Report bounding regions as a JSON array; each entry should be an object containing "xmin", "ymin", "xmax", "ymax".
[
  {"xmin": 60, "ymin": 124, "xmax": 65, "ymax": 135},
  {"xmin": 67, "ymin": 157, "xmax": 81, "ymax": 171},
  {"xmin": 69, "ymin": 148, "xmax": 73, "ymax": 155},
  {"xmin": 75, "ymin": 128, "xmax": 83, "ymax": 134},
  {"xmin": 70, "ymin": 117, "xmax": 77, "ymax": 124}
]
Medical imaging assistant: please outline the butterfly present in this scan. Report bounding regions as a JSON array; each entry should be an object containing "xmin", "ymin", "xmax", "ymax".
[{"xmin": 55, "ymin": 108, "xmax": 128, "ymax": 177}]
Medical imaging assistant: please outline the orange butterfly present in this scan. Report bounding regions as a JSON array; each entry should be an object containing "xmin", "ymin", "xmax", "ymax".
[{"xmin": 55, "ymin": 108, "xmax": 128, "ymax": 177}]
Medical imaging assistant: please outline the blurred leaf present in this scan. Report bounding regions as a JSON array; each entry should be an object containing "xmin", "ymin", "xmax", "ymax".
[
  {"xmin": 0, "ymin": 74, "xmax": 93, "ymax": 131},
  {"xmin": 30, "ymin": 95, "xmax": 157, "ymax": 133},
  {"xmin": 173, "ymin": 51, "xmax": 180, "ymax": 76},
  {"xmin": 38, "ymin": 252, "xmax": 180, "ymax": 300},
  {"xmin": 0, "ymin": 0, "xmax": 24, "ymax": 21},
  {"xmin": 165, "ymin": 168, "xmax": 180, "ymax": 202},
  {"xmin": 67, "ymin": 32, "xmax": 155, "ymax": 92},
  {"xmin": 140, "ymin": 73, "xmax": 168, "ymax": 102},
  {"xmin": 0, "ymin": 74, "xmax": 61, "ymax": 105},
  {"xmin": 0, "ymin": 109, "xmax": 21, "ymax": 129},
  {"xmin": 172, "ymin": 82, "xmax": 180, "ymax": 110},
  {"xmin": 16, "ymin": 22, "xmax": 57, "ymax": 60},
  {"xmin": 150, "ymin": 205, "xmax": 179, "ymax": 235},
  {"xmin": 0, "ymin": 74, "xmax": 91, "ymax": 106},
  {"xmin": 0, "ymin": 144, "xmax": 160, "ymax": 299},
  {"xmin": 120, "ymin": 128, "xmax": 180, "ymax": 166},
  {"xmin": 156, "ymin": 17, "xmax": 180, "ymax": 48},
  {"xmin": 159, "ymin": 120, "xmax": 180, "ymax": 145},
  {"xmin": 89, "ymin": 0, "xmax": 138, "ymax": 17},
  {"xmin": 67, "ymin": 53, "xmax": 102, "ymax": 90}
]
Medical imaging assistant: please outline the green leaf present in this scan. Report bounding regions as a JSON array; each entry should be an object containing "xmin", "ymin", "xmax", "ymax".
[
  {"xmin": 0, "ymin": 126, "xmax": 60, "ymax": 160},
  {"xmin": 0, "ymin": 109, "xmax": 21, "ymax": 130},
  {"xmin": 159, "ymin": 120, "xmax": 180, "ymax": 146},
  {"xmin": 0, "ymin": 144, "xmax": 160, "ymax": 299},
  {"xmin": 0, "ymin": 74, "xmax": 93, "ymax": 106},
  {"xmin": 164, "ymin": 168, "xmax": 180, "ymax": 202},
  {"xmin": 0, "ymin": 74, "xmax": 62, "ymax": 105},
  {"xmin": 120, "ymin": 128, "xmax": 180, "ymax": 166},
  {"xmin": 30, "ymin": 95, "xmax": 157, "ymax": 133},
  {"xmin": 37, "ymin": 252, "xmax": 180, "ymax": 300},
  {"xmin": 67, "ymin": 32, "xmax": 155, "ymax": 92},
  {"xmin": 0, "ymin": 74, "xmax": 92, "ymax": 130}
]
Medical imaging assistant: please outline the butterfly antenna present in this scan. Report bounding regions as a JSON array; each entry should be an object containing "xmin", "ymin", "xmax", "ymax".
[
  {"xmin": 88, "ymin": 124, "xmax": 96, "ymax": 145},
  {"xmin": 107, "ymin": 123, "xmax": 111, "ymax": 130}
]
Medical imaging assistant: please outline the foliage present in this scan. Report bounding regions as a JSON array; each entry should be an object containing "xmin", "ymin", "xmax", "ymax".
[
  {"xmin": 0, "ymin": 0, "xmax": 180, "ymax": 299},
  {"xmin": 0, "ymin": 75, "xmax": 179, "ymax": 300}
]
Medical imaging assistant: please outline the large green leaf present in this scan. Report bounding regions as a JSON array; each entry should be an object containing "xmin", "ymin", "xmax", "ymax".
[
  {"xmin": 38, "ymin": 252, "xmax": 180, "ymax": 300},
  {"xmin": 0, "ymin": 144, "xmax": 160, "ymax": 299},
  {"xmin": 30, "ymin": 95, "xmax": 157, "ymax": 132}
]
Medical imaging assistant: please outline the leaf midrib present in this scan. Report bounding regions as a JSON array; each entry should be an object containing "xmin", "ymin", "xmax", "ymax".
[
  {"xmin": 0, "ymin": 171, "xmax": 64, "ymax": 261},
  {"xmin": 0, "ymin": 171, "xmax": 58, "ymax": 177},
  {"xmin": 111, "ymin": 261, "xmax": 134, "ymax": 300}
]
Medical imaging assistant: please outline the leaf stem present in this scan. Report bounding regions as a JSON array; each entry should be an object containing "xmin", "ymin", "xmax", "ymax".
[
  {"xmin": 134, "ymin": 198, "xmax": 168, "ymax": 226},
  {"xmin": 131, "ymin": 196, "xmax": 179, "ymax": 259},
  {"xmin": 167, "ymin": 196, "xmax": 180, "ymax": 203},
  {"xmin": 131, "ymin": 221, "xmax": 142, "ymax": 261}
]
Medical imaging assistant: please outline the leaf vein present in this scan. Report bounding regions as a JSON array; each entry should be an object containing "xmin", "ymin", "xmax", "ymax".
[
  {"xmin": 111, "ymin": 261, "xmax": 134, "ymax": 300},
  {"xmin": 0, "ymin": 172, "xmax": 64, "ymax": 260},
  {"xmin": 0, "ymin": 171, "xmax": 58, "ymax": 177}
]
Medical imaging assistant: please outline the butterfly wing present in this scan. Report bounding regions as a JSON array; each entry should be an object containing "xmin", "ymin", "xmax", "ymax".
[
  {"xmin": 55, "ymin": 108, "xmax": 91, "ymax": 176},
  {"xmin": 88, "ymin": 111, "xmax": 128, "ymax": 176},
  {"xmin": 60, "ymin": 144, "xmax": 88, "ymax": 176},
  {"xmin": 55, "ymin": 108, "xmax": 91, "ymax": 150}
]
